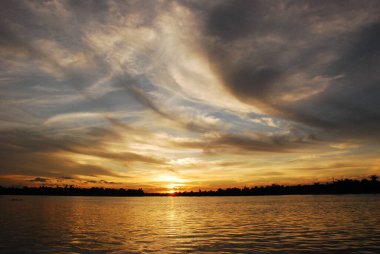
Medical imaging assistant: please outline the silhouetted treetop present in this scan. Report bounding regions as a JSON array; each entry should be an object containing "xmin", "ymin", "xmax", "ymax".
[{"xmin": 0, "ymin": 176, "xmax": 379, "ymax": 197}]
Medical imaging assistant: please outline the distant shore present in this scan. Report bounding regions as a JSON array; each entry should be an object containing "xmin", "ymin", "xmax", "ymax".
[{"xmin": 1, "ymin": 176, "xmax": 379, "ymax": 197}]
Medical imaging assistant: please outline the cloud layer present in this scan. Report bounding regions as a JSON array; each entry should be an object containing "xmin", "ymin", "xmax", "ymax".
[{"xmin": 0, "ymin": 0, "xmax": 379, "ymax": 191}]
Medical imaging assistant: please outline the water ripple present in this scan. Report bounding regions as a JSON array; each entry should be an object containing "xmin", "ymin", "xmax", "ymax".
[{"xmin": 1, "ymin": 195, "xmax": 380, "ymax": 253}]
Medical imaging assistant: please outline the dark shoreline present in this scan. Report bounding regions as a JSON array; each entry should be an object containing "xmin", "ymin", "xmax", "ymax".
[
  {"xmin": 1, "ymin": 193, "xmax": 380, "ymax": 198},
  {"xmin": 1, "ymin": 176, "xmax": 379, "ymax": 197}
]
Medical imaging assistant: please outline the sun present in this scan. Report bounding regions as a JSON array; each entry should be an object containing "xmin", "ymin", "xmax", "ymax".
[
  {"xmin": 157, "ymin": 175, "xmax": 186, "ymax": 183},
  {"xmin": 166, "ymin": 183, "xmax": 182, "ymax": 194},
  {"xmin": 155, "ymin": 175, "xmax": 187, "ymax": 194}
]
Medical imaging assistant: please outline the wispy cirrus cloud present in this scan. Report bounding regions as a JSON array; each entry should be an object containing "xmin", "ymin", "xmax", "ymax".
[{"xmin": 1, "ymin": 0, "xmax": 379, "ymax": 190}]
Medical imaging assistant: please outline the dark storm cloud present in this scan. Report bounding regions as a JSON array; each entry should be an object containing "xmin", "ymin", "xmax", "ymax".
[
  {"xmin": 185, "ymin": 0, "xmax": 380, "ymax": 140},
  {"xmin": 226, "ymin": 66, "xmax": 282, "ymax": 101},
  {"xmin": 289, "ymin": 22, "xmax": 380, "ymax": 136},
  {"xmin": 205, "ymin": 0, "xmax": 262, "ymax": 41}
]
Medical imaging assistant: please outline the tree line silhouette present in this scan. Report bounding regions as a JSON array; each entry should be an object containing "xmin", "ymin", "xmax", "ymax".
[
  {"xmin": 171, "ymin": 175, "xmax": 380, "ymax": 196},
  {"xmin": 0, "ymin": 176, "xmax": 379, "ymax": 197},
  {"xmin": 0, "ymin": 186, "xmax": 144, "ymax": 196}
]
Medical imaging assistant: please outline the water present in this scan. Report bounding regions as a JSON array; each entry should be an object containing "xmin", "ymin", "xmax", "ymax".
[{"xmin": 0, "ymin": 195, "xmax": 379, "ymax": 253}]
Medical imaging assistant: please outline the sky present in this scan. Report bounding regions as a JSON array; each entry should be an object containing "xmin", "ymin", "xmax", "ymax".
[{"xmin": 0, "ymin": 0, "xmax": 379, "ymax": 192}]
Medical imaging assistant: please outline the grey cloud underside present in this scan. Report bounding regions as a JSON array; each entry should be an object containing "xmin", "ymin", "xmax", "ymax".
[
  {"xmin": 1, "ymin": 0, "xmax": 380, "ymax": 185},
  {"xmin": 115, "ymin": 75, "xmax": 220, "ymax": 133},
  {"xmin": 176, "ymin": 131, "xmax": 319, "ymax": 154},
  {"xmin": 28, "ymin": 177, "xmax": 122, "ymax": 185},
  {"xmin": 29, "ymin": 177, "xmax": 47, "ymax": 183},
  {"xmin": 0, "ymin": 0, "xmax": 215, "ymax": 133},
  {"xmin": 188, "ymin": 0, "xmax": 380, "ymax": 139},
  {"xmin": 0, "ymin": 128, "xmax": 163, "ymax": 178}
]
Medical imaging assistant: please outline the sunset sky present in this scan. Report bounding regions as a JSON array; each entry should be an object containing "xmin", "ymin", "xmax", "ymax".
[{"xmin": 1, "ymin": 0, "xmax": 379, "ymax": 192}]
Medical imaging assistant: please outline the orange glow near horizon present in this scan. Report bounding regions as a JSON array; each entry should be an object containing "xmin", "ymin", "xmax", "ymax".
[{"xmin": 154, "ymin": 175, "xmax": 187, "ymax": 193}]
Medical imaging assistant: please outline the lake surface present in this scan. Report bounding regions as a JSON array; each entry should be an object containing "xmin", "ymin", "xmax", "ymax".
[{"xmin": 1, "ymin": 195, "xmax": 380, "ymax": 253}]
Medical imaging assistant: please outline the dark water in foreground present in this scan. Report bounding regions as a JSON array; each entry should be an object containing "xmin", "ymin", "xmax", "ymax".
[{"xmin": 0, "ymin": 195, "xmax": 379, "ymax": 253}]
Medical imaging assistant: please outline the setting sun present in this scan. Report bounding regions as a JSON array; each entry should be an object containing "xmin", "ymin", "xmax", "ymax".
[
  {"xmin": 155, "ymin": 175, "xmax": 187, "ymax": 193},
  {"xmin": 156, "ymin": 175, "xmax": 186, "ymax": 183}
]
